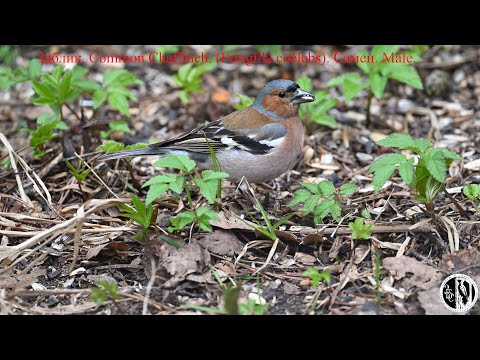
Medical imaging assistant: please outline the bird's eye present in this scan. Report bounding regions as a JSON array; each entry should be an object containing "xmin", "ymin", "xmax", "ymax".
[{"xmin": 278, "ymin": 92, "xmax": 286, "ymax": 98}]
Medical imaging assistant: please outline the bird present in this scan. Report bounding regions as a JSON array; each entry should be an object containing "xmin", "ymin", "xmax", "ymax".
[{"xmin": 98, "ymin": 79, "xmax": 315, "ymax": 183}]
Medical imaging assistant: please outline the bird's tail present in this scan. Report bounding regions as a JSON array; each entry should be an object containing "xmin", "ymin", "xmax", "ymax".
[{"xmin": 97, "ymin": 147, "xmax": 165, "ymax": 161}]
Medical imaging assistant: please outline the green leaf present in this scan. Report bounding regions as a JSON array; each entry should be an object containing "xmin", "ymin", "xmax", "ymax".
[
  {"xmin": 302, "ymin": 268, "xmax": 331, "ymax": 287},
  {"xmin": 93, "ymin": 89, "xmax": 107, "ymax": 109},
  {"xmin": 32, "ymin": 80, "xmax": 55, "ymax": 100},
  {"xmin": 52, "ymin": 65, "xmax": 64, "ymax": 81},
  {"xmin": 343, "ymin": 73, "xmax": 366, "ymax": 102},
  {"xmin": 109, "ymin": 121, "xmax": 131, "ymax": 134},
  {"xmin": 313, "ymin": 198, "xmax": 335, "ymax": 223},
  {"xmin": 331, "ymin": 201, "xmax": 342, "ymax": 222},
  {"xmin": 437, "ymin": 148, "xmax": 461, "ymax": 161},
  {"xmin": 340, "ymin": 183, "xmax": 358, "ymax": 196},
  {"xmin": 195, "ymin": 206, "xmax": 219, "ymax": 232},
  {"xmin": 412, "ymin": 138, "xmax": 433, "ymax": 153},
  {"xmin": 372, "ymin": 45, "xmax": 401, "ymax": 62},
  {"xmin": 272, "ymin": 212, "xmax": 296, "ymax": 230},
  {"xmin": 385, "ymin": 64, "xmax": 423, "ymax": 89},
  {"xmin": 313, "ymin": 114, "xmax": 337, "ymax": 127},
  {"xmin": 97, "ymin": 140, "xmax": 126, "ymax": 153},
  {"xmin": 369, "ymin": 153, "xmax": 407, "ymax": 174},
  {"xmin": 424, "ymin": 149, "xmax": 447, "ymax": 183},
  {"xmin": 302, "ymin": 194, "xmax": 321, "ymax": 215},
  {"xmin": 412, "ymin": 45, "xmax": 429, "ymax": 56},
  {"xmin": 28, "ymin": 59, "xmax": 42, "ymax": 78},
  {"xmin": 398, "ymin": 157, "xmax": 414, "ymax": 184},
  {"xmin": 356, "ymin": 50, "xmax": 372, "ymax": 74},
  {"xmin": 153, "ymin": 155, "xmax": 196, "ymax": 172},
  {"xmin": 349, "ymin": 218, "xmax": 373, "ymax": 240},
  {"xmin": 463, "ymin": 184, "xmax": 480, "ymax": 201},
  {"xmin": 372, "ymin": 164, "xmax": 397, "ymax": 193},
  {"xmin": 59, "ymin": 70, "xmax": 73, "ymax": 102},
  {"xmin": 370, "ymin": 72, "xmax": 388, "ymax": 99},
  {"xmin": 288, "ymin": 189, "xmax": 312, "ymax": 207},
  {"xmin": 234, "ymin": 94, "xmax": 254, "ymax": 110},
  {"xmin": 145, "ymin": 183, "xmax": 169, "ymax": 206},
  {"xmin": 168, "ymin": 211, "xmax": 196, "ymax": 233},
  {"xmin": 73, "ymin": 78, "xmax": 101, "ymax": 91},
  {"xmin": 376, "ymin": 133, "xmax": 414, "ymax": 149},
  {"xmin": 108, "ymin": 93, "xmax": 129, "ymax": 116},
  {"xmin": 299, "ymin": 181, "xmax": 321, "ymax": 195},
  {"xmin": 296, "ymin": 76, "xmax": 313, "ymax": 92},
  {"xmin": 319, "ymin": 180, "xmax": 335, "ymax": 197},
  {"xmin": 169, "ymin": 175, "xmax": 184, "ymax": 194}
]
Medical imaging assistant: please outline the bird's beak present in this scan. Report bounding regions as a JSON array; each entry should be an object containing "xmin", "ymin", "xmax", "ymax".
[{"xmin": 291, "ymin": 88, "xmax": 315, "ymax": 104}]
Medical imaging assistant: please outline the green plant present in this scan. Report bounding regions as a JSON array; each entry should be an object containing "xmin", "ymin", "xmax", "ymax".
[
  {"xmin": 234, "ymin": 93, "xmax": 254, "ymax": 110},
  {"xmin": 157, "ymin": 45, "xmax": 181, "ymax": 54},
  {"xmin": 141, "ymin": 154, "xmax": 228, "ymax": 233},
  {"xmin": 348, "ymin": 218, "xmax": 374, "ymax": 240},
  {"xmin": 88, "ymin": 279, "xmax": 121, "ymax": 307},
  {"xmin": 99, "ymin": 120, "xmax": 132, "ymax": 139},
  {"xmin": 66, "ymin": 159, "xmax": 92, "ymax": 198},
  {"xmin": 296, "ymin": 76, "xmax": 337, "ymax": 130},
  {"xmin": 173, "ymin": 62, "xmax": 216, "ymax": 103},
  {"xmin": 22, "ymin": 113, "xmax": 67, "ymax": 157},
  {"xmin": 97, "ymin": 140, "xmax": 148, "ymax": 154},
  {"xmin": 463, "ymin": 184, "xmax": 480, "ymax": 212},
  {"xmin": 255, "ymin": 45, "xmax": 282, "ymax": 56},
  {"xmin": 369, "ymin": 133, "xmax": 462, "ymax": 219},
  {"xmin": 0, "ymin": 45, "xmax": 18, "ymax": 66},
  {"xmin": 92, "ymin": 69, "xmax": 142, "ymax": 116},
  {"xmin": 327, "ymin": 45, "xmax": 424, "ymax": 125},
  {"xmin": 289, "ymin": 180, "xmax": 358, "ymax": 223},
  {"xmin": 0, "ymin": 58, "xmax": 42, "ymax": 91},
  {"xmin": 303, "ymin": 268, "xmax": 332, "ymax": 287},
  {"xmin": 118, "ymin": 194, "xmax": 154, "ymax": 242}
]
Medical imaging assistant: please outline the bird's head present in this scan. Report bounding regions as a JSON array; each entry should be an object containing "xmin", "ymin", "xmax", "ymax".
[{"xmin": 253, "ymin": 79, "xmax": 315, "ymax": 120}]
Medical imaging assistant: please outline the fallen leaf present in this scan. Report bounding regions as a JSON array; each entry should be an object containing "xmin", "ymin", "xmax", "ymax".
[
  {"xmin": 198, "ymin": 229, "xmax": 244, "ymax": 256},
  {"xmin": 210, "ymin": 211, "xmax": 254, "ymax": 231},
  {"xmin": 294, "ymin": 252, "xmax": 317, "ymax": 265},
  {"xmin": 354, "ymin": 244, "xmax": 370, "ymax": 264},
  {"xmin": 0, "ymin": 268, "xmax": 46, "ymax": 289},
  {"xmin": 383, "ymin": 256, "xmax": 442, "ymax": 290}
]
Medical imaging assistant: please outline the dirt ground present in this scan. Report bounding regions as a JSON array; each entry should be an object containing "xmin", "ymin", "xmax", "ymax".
[{"xmin": 0, "ymin": 45, "xmax": 479, "ymax": 315}]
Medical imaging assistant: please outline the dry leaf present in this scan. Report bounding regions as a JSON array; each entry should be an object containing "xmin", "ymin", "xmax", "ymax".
[
  {"xmin": 198, "ymin": 230, "xmax": 244, "ymax": 256},
  {"xmin": 383, "ymin": 256, "xmax": 442, "ymax": 290}
]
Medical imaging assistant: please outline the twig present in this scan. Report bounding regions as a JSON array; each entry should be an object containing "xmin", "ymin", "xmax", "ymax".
[
  {"xmin": 442, "ymin": 186, "xmax": 471, "ymax": 219},
  {"xmin": 64, "ymin": 103, "xmax": 82, "ymax": 122},
  {"xmin": 69, "ymin": 205, "xmax": 85, "ymax": 273},
  {"xmin": 142, "ymin": 258, "xmax": 157, "ymax": 315}
]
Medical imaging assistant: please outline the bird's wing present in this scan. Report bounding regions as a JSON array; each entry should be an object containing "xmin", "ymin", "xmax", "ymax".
[{"xmin": 148, "ymin": 107, "xmax": 286, "ymax": 155}]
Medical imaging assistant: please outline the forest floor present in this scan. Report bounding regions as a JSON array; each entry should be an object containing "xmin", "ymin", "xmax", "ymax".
[{"xmin": 0, "ymin": 45, "xmax": 479, "ymax": 315}]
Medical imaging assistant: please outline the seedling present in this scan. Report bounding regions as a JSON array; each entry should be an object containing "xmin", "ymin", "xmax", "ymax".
[
  {"xmin": 97, "ymin": 140, "xmax": 148, "ymax": 154},
  {"xmin": 289, "ymin": 180, "xmax": 358, "ymax": 223},
  {"xmin": 22, "ymin": 113, "xmax": 67, "ymax": 157},
  {"xmin": 463, "ymin": 184, "xmax": 480, "ymax": 212},
  {"xmin": 89, "ymin": 280, "xmax": 121, "ymax": 309},
  {"xmin": 303, "ymin": 268, "xmax": 332, "ymax": 287},
  {"xmin": 327, "ymin": 45, "xmax": 424, "ymax": 126},
  {"xmin": 173, "ymin": 62, "xmax": 216, "ymax": 103},
  {"xmin": 296, "ymin": 76, "xmax": 337, "ymax": 131},
  {"xmin": 118, "ymin": 194, "xmax": 154, "ymax": 242},
  {"xmin": 369, "ymin": 133, "xmax": 464, "ymax": 220},
  {"xmin": 66, "ymin": 159, "xmax": 92, "ymax": 199},
  {"xmin": 348, "ymin": 218, "xmax": 374, "ymax": 240}
]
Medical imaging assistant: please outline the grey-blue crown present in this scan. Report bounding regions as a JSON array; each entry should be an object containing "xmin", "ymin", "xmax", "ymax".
[{"xmin": 253, "ymin": 79, "xmax": 299, "ymax": 107}]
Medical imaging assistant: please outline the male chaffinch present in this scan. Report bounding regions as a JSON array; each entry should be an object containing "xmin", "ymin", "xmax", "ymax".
[{"xmin": 99, "ymin": 79, "xmax": 315, "ymax": 183}]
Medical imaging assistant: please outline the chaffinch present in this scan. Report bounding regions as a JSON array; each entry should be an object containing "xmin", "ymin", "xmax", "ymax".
[{"xmin": 99, "ymin": 79, "xmax": 315, "ymax": 183}]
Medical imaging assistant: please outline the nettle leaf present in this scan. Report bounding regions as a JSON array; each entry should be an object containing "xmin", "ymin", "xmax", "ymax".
[
  {"xmin": 108, "ymin": 92, "xmax": 129, "ymax": 116},
  {"xmin": 369, "ymin": 153, "xmax": 407, "ymax": 174},
  {"xmin": 437, "ymin": 148, "xmax": 461, "ymax": 161},
  {"xmin": 313, "ymin": 114, "xmax": 337, "ymax": 127},
  {"xmin": 154, "ymin": 155, "xmax": 196, "ymax": 172},
  {"xmin": 398, "ymin": 157, "xmax": 414, "ymax": 185},
  {"xmin": 424, "ymin": 149, "xmax": 447, "ymax": 183},
  {"xmin": 331, "ymin": 201, "xmax": 342, "ymax": 222},
  {"xmin": 356, "ymin": 50, "xmax": 371, "ymax": 74},
  {"xmin": 385, "ymin": 64, "xmax": 423, "ymax": 89},
  {"xmin": 376, "ymin": 133, "xmax": 414, "ymax": 149},
  {"xmin": 372, "ymin": 45, "xmax": 401, "ymax": 62},
  {"xmin": 343, "ymin": 73, "xmax": 366, "ymax": 102},
  {"xmin": 288, "ymin": 189, "xmax": 312, "ymax": 207},
  {"xmin": 319, "ymin": 180, "xmax": 335, "ymax": 197},
  {"xmin": 302, "ymin": 194, "xmax": 321, "ymax": 215},
  {"xmin": 349, "ymin": 218, "xmax": 374, "ymax": 240},
  {"xmin": 28, "ymin": 59, "xmax": 42, "ymax": 78},
  {"xmin": 411, "ymin": 138, "xmax": 433, "ymax": 153},
  {"xmin": 32, "ymin": 80, "xmax": 55, "ymax": 100},
  {"xmin": 340, "ymin": 183, "xmax": 358, "ymax": 196},
  {"xmin": 194, "ymin": 170, "xmax": 229, "ymax": 204},
  {"xmin": 97, "ymin": 140, "xmax": 126, "ymax": 153},
  {"xmin": 109, "ymin": 121, "xmax": 131, "ymax": 134},
  {"xmin": 300, "ymin": 181, "xmax": 321, "ymax": 195},
  {"xmin": 313, "ymin": 198, "xmax": 335, "ymax": 223},
  {"xmin": 463, "ymin": 184, "xmax": 480, "ymax": 201},
  {"xmin": 372, "ymin": 164, "xmax": 397, "ymax": 193},
  {"xmin": 296, "ymin": 76, "xmax": 313, "ymax": 92},
  {"xmin": 370, "ymin": 71, "xmax": 388, "ymax": 99},
  {"xmin": 145, "ymin": 183, "xmax": 169, "ymax": 206},
  {"xmin": 168, "ymin": 211, "xmax": 196, "ymax": 233},
  {"xmin": 93, "ymin": 90, "xmax": 108, "ymax": 109},
  {"xmin": 142, "ymin": 173, "xmax": 179, "ymax": 187},
  {"xmin": 195, "ymin": 206, "xmax": 219, "ymax": 232}
]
